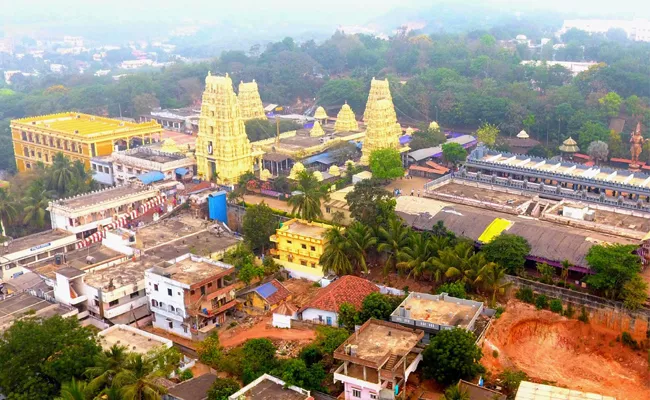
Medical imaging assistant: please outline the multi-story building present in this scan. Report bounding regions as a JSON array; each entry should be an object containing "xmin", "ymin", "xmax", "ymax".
[
  {"xmin": 145, "ymin": 253, "xmax": 237, "ymax": 340},
  {"xmin": 333, "ymin": 319, "xmax": 424, "ymax": 400},
  {"xmin": 10, "ymin": 112, "xmax": 162, "ymax": 172},
  {"xmin": 0, "ymin": 229, "xmax": 79, "ymax": 283},
  {"xmin": 390, "ymin": 292, "xmax": 484, "ymax": 343},
  {"xmin": 228, "ymin": 374, "xmax": 313, "ymax": 400},
  {"xmin": 90, "ymin": 156, "xmax": 115, "ymax": 187},
  {"xmin": 138, "ymin": 108, "xmax": 200, "ymax": 133},
  {"xmin": 48, "ymin": 184, "xmax": 166, "ymax": 237},
  {"xmin": 270, "ymin": 218, "xmax": 336, "ymax": 281},
  {"xmin": 110, "ymin": 146, "xmax": 195, "ymax": 186}
]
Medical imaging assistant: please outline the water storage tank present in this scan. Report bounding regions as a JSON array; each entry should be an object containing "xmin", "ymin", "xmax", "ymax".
[{"xmin": 208, "ymin": 190, "xmax": 228, "ymax": 223}]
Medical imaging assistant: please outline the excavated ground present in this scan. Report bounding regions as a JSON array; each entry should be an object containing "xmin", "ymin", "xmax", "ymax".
[{"xmin": 482, "ymin": 300, "xmax": 650, "ymax": 400}]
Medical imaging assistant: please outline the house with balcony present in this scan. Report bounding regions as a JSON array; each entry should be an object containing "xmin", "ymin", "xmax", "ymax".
[
  {"xmin": 270, "ymin": 218, "xmax": 335, "ymax": 281},
  {"xmin": 390, "ymin": 292, "xmax": 484, "ymax": 343},
  {"xmin": 333, "ymin": 319, "xmax": 424, "ymax": 400},
  {"xmin": 145, "ymin": 253, "xmax": 237, "ymax": 340}
]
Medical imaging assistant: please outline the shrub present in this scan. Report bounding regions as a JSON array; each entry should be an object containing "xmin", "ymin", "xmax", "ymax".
[
  {"xmin": 621, "ymin": 332, "xmax": 639, "ymax": 350},
  {"xmin": 578, "ymin": 306, "xmax": 589, "ymax": 323},
  {"xmin": 492, "ymin": 350, "xmax": 499, "ymax": 358},
  {"xmin": 516, "ymin": 287, "xmax": 534, "ymax": 304},
  {"xmin": 495, "ymin": 306, "xmax": 505, "ymax": 319},
  {"xmin": 178, "ymin": 369, "xmax": 193, "ymax": 381},
  {"xmin": 228, "ymin": 321, "xmax": 238, "ymax": 329},
  {"xmin": 535, "ymin": 294, "xmax": 548, "ymax": 310},
  {"xmin": 564, "ymin": 303, "xmax": 575, "ymax": 318},
  {"xmin": 436, "ymin": 281, "xmax": 467, "ymax": 299},
  {"xmin": 312, "ymin": 282, "xmax": 321, "ymax": 288},
  {"xmin": 549, "ymin": 299, "xmax": 563, "ymax": 314}
]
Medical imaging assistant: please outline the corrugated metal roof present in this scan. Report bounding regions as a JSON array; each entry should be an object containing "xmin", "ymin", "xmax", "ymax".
[
  {"xmin": 408, "ymin": 134, "xmax": 477, "ymax": 161},
  {"xmin": 137, "ymin": 171, "xmax": 165, "ymax": 184},
  {"xmin": 255, "ymin": 281, "xmax": 278, "ymax": 299},
  {"xmin": 515, "ymin": 381, "xmax": 616, "ymax": 400}
]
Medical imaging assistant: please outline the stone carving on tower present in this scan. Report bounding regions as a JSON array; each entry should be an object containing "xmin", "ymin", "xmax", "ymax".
[
  {"xmin": 363, "ymin": 77, "xmax": 397, "ymax": 123},
  {"xmin": 334, "ymin": 102, "xmax": 359, "ymax": 132},
  {"xmin": 360, "ymin": 98, "xmax": 401, "ymax": 165},
  {"xmin": 196, "ymin": 73, "xmax": 254, "ymax": 184},
  {"xmin": 630, "ymin": 122, "xmax": 645, "ymax": 167},
  {"xmin": 237, "ymin": 80, "xmax": 266, "ymax": 121}
]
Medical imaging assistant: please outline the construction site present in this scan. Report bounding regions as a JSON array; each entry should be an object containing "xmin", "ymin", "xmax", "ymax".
[{"xmin": 482, "ymin": 300, "xmax": 650, "ymax": 400}]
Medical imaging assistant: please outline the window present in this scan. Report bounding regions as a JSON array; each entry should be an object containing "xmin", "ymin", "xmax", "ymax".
[
  {"xmin": 154, "ymin": 284, "xmax": 159, "ymax": 291},
  {"xmin": 25, "ymin": 163, "xmax": 31, "ymax": 169},
  {"xmin": 310, "ymin": 246, "xmax": 315, "ymax": 251},
  {"xmin": 207, "ymin": 282, "xmax": 212, "ymax": 288},
  {"xmin": 94, "ymin": 299, "xmax": 100, "ymax": 306},
  {"xmin": 108, "ymin": 299, "xmax": 118, "ymax": 307},
  {"xmin": 183, "ymin": 325, "xmax": 188, "ymax": 333},
  {"xmin": 325, "ymin": 206, "xmax": 331, "ymax": 213},
  {"xmin": 207, "ymin": 141, "xmax": 213, "ymax": 155},
  {"xmin": 370, "ymin": 394, "xmax": 377, "ymax": 399},
  {"xmin": 287, "ymin": 240, "xmax": 292, "ymax": 244},
  {"xmin": 167, "ymin": 288, "xmax": 172, "ymax": 296},
  {"xmin": 44, "ymin": 154, "xmax": 49, "ymax": 162},
  {"xmin": 352, "ymin": 389, "xmax": 361, "ymax": 398},
  {"xmin": 301, "ymin": 244, "xmax": 307, "ymax": 249},
  {"xmin": 152, "ymin": 299, "xmax": 159, "ymax": 307},
  {"xmin": 190, "ymin": 289, "xmax": 195, "ymax": 295},
  {"xmin": 169, "ymin": 305, "xmax": 175, "ymax": 312},
  {"xmin": 168, "ymin": 321, "xmax": 173, "ymax": 329},
  {"xmin": 130, "ymin": 291, "xmax": 140, "ymax": 298},
  {"xmin": 200, "ymin": 286, "xmax": 206, "ymax": 295},
  {"xmin": 311, "ymin": 263, "xmax": 316, "ymax": 268},
  {"xmin": 300, "ymin": 260, "xmax": 307, "ymax": 266}
]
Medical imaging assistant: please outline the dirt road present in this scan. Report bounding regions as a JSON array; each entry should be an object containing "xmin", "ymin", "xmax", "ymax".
[
  {"xmin": 483, "ymin": 300, "xmax": 650, "ymax": 400},
  {"xmin": 219, "ymin": 317, "xmax": 316, "ymax": 348}
]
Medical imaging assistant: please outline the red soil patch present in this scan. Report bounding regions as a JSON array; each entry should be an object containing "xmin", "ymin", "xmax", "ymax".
[
  {"xmin": 483, "ymin": 300, "xmax": 650, "ymax": 400},
  {"xmin": 218, "ymin": 317, "xmax": 316, "ymax": 348}
]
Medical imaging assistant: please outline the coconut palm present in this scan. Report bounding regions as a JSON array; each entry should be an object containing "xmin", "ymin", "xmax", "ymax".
[
  {"xmin": 287, "ymin": 170, "xmax": 329, "ymax": 221},
  {"xmin": 346, "ymin": 221, "xmax": 377, "ymax": 273},
  {"xmin": 320, "ymin": 227, "xmax": 353, "ymax": 275},
  {"xmin": 67, "ymin": 159, "xmax": 96, "ymax": 195},
  {"xmin": 56, "ymin": 378, "xmax": 89, "ymax": 400},
  {"xmin": 113, "ymin": 354, "xmax": 167, "ymax": 400},
  {"xmin": 397, "ymin": 232, "xmax": 435, "ymax": 279},
  {"xmin": 48, "ymin": 153, "xmax": 76, "ymax": 196},
  {"xmin": 560, "ymin": 259, "xmax": 571, "ymax": 287},
  {"xmin": 477, "ymin": 263, "xmax": 511, "ymax": 307},
  {"xmin": 0, "ymin": 188, "xmax": 18, "ymax": 237},
  {"xmin": 432, "ymin": 241, "xmax": 475, "ymax": 284},
  {"xmin": 443, "ymin": 385, "xmax": 471, "ymax": 400},
  {"xmin": 85, "ymin": 345, "xmax": 128, "ymax": 395},
  {"xmin": 22, "ymin": 179, "xmax": 53, "ymax": 228},
  {"xmin": 377, "ymin": 216, "xmax": 410, "ymax": 275}
]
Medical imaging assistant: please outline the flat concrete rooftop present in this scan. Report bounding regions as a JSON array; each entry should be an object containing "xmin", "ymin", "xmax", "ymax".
[
  {"xmin": 557, "ymin": 202, "xmax": 650, "ymax": 233},
  {"xmin": 283, "ymin": 220, "xmax": 328, "ymax": 239},
  {"xmin": 145, "ymin": 230, "xmax": 240, "ymax": 261},
  {"xmin": 83, "ymin": 256, "xmax": 163, "ymax": 291},
  {"xmin": 54, "ymin": 185, "xmax": 155, "ymax": 210},
  {"xmin": 237, "ymin": 378, "xmax": 308, "ymax": 400},
  {"xmin": 99, "ymin": 325, "xmax": 171, "ymax": 354},
  {"xmin": 116, "ymin": 147, "xmax": 187, "ymax": 163},
  {"xmin": 28, "ymin": 244, "xmax": 123, "ymax": 279},
  {"xmin": 340, "ymin": 320, "xmax": 421, "ymax": 364},
  {"xmin": 162, "ymin": 256, "xmax": 232, "ymax": 286},
  {"xmin": 134, "ymin": 213, "xmax": 212, "ymax": 249},
  {"xmin": 2, "ymin": 229, "xmax": 73, "ymax": 255},
  {"xmin": 0, "ymin": 292, "xmax": 74, "ymax": 332},
  {"xmin": 273, "ymin": 128, "xmax": 361, "ymax": 152},
  {"xmin": 435, "ymin": 181, "xmax": 531, "ymax": 207},
  {"xmin": 398, "ymin": 293, "xmax": 481, "ymax": 328}
]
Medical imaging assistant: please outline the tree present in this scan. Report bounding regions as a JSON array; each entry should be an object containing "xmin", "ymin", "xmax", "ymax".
[
  {"xmin": 409, "ymin": 126, "xmax": 447, "ymax": 151},
  {"xmin": 377, "ymin": 216, "xmax": 411, "ymax": 274},
  {"xmin": 599, "ymin": 91, "xmax": 622, "ymax": 118},
  {"xmin": 369, "ymin": 148, "xmax": 404, "ymax": 180},
  {"xmin": 113, "ymin": 354, "xmax": 169, "ymax": 400},
  {"xmin": 338, "ymin": 302, "xmax": 359, "ymax": 331},
  {"xmin": 435, "ymin": 281, "xmax": 467, "ymax": 299},
  {"xmin": 560, "ymin": 259, "xmax": 571, "ymax": 288},
  {"xmin": 207, "ymin": 378, "xmax": 240, "ymax": 400},
  {"xmin": 0, "ymin": 187, "xmax": 17, "ymax": 237},
  {"xmin": 441, "ymin": 142, "xmax": 467, "ymax": 166},
  {"xmin": 625, "ymin": 95, "xmax": 643, "ymax": 117},
  {"xmin": 274, "ymin": 359, "xmax": 326, "ymax": 392},
  {"xmin": 345, "ymin": 179, "xmax": 396, "ymax": 229},
  {"xmin": 241, "ymin": 339, "xmax": 277, "ymax": 384},
  {"xmin": 197, "ymin": 332, "xmax": 222, "ymax": 368},
  {"xmin": 523, "ymin": 114, "xmax": 536, "ymax": 136},
  {"xmin": 397, "ymin": 232, "xmax": 438, "ymax": 280},
  {"xmin": 586, "ymin": 244, "xmax": 641, "ymax": 300},
  {"xmin": 536, "ymin": 262, "xmax": 555, "ymax": 284},
  {"xmin": 288, "ymin": 170, "xmax": 329, "ymax": 221},
  {"xmin": 577, "ymin": 121, "xmax": 610, "ymax": 151},
  {"xmin": 312, "ymin": 326, "xmax": 349, "ymax": 355},
  {"xmin": 242, "ymin": 202, "xmax": 277, "ymax": 252},
  {"xmin": 320, "ymin": 227, "xmax": 354, "ymax": 275},
  {"xmin": 608, "ymin": 131, "xmax": 624, "ymax": 159},
  {"xmin": 621, "ymin": 275, "xmax": 648, "ymax": 310},
  {"xmin": 587, "ymin": 140, "xmax": 609, "ymax": 164},
  {"xmin": 238, "ymin": 262, "xmax": 265, "ymax": 286},
  {"xmin": 133, "ymin": 93, "xmax": 160, "ymax": 116},
  {"xmin": 22, "ymin": 179, "xmax": 52, "ymax": 228},
  {"xmin": 57, "ymin": 379, "xmax": 89, "ymax": 400},
  {"xmin": 481, "ymin": 234, "xmax": 531, "ymax": 274},
  {"xmin": 358, "ymin": 293, "xmax": 396, "ymax": 323},
  {"xmin": 316, "ymin": 78, "xmax": 367, "ymax": 112},
  {"xmin": 85, "ymin": 344, "xmax": 128, "ymax": 396},
  {"xmin": 47, "ymin": 153, "xmax": 77, "ymax": 196},
  {"xmin": 443, "ymin": 385, "xmax": 471, "ymax": 400},
  {"xmin": 421, "ymin": 328, "xmax": 484, "ymax": 385},
  {"xmin": 0, "ymin": 316, "xmax": 100, "ymax": 400},
  {"xmin": 476, "ymin": 122, "xmax": 499, "ymax": 147},
  {"xmin": 477, "ymin": 263, "xmax": 511, "ymax": 307}
]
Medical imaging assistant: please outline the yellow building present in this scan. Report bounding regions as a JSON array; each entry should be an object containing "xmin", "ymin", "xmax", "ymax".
[
  {"xmin": 237, "ymin": 80, "xmax": 266, "ymax": 121},
  {"xmin": 11, "ymin": 112, "xmax": 163, "ymax": 172},
  {"xmin": 360, "ymin": 98, "xmax": 405, "ymax": 165},
  {"xmin": 195, "ymin": 73, "xmax": 261, "ymax": 184},
  {"xmin": 270, "ymin": 218, "xmax": 336, "ymax": 281}
]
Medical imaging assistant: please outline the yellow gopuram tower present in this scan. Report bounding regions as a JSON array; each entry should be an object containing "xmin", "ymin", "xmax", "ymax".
[
  {"xmin": 360, "ymin": 99, "xmax": 402, "ymax": 165},
  {"xmin": 334, "ymin": 102, "xmax": 359, "ymax": 132},
  {"xmin": 363, "ymin": 77, "xmax": 397, "ymax": 123},
  {"xmin": 196, "ymin": 73, "xmax": 254, "ymax": 184},
  {"xmin": 237, "ymin": 80, "xmax": 266, "ymax": 121}
]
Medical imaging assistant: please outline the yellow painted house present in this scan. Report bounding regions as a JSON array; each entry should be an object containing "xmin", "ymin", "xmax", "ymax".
[
  {"xmin": 11, "ymin": 112, "xmax": 162, "ymax": 172},
  {"xmin": 270, "ymin": 218, "xmax": 336, "ymax": 281}
]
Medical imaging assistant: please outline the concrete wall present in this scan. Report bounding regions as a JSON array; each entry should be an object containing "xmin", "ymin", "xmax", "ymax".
[
  {"xmin": 273, "ymin": 313, "xmax": 292, "ymax": 328},
  {"xmin": 301, "ymin": 308, "xmax": 337, "ymax": 326}
]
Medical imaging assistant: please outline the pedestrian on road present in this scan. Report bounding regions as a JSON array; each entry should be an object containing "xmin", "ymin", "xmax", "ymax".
[
  {"xmin": 417, "ymin": 190, "xmax": 421, "ymax": 197},
  {"xmin": 411, "ymin": 189, "xmax": 414, "ymax": 196}
]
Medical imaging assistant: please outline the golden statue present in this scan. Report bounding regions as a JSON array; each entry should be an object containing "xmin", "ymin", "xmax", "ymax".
[{"xmin": 630, "ymin": 122, "xmax": 645, "ymax": 165}]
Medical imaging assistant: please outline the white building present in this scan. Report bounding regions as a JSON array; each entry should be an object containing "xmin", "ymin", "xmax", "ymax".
[
  {"xmin": 90, "ymin": 156, "xmax": 115, "ymax": 187},
  {"xmin": 145, "ymin": 254, "xmax": 237, "ymax": 340},
  {"xmin": 94, "ymin": 69, "xmax": 111, "ymax": 76},
  {"xmin": 110, "ymin": 147, "xmax": 195, "ymax": 186},
  {"xmin": 558, "ymin": 19, "xmax": 650, "ymax": 42},
  {"xmin": 120, "ymin": 59, "xmax": 154, "ymax": 70},
  {"xmin": 520, "ymin": 60, "xmax": 599, "ymax": 76}
]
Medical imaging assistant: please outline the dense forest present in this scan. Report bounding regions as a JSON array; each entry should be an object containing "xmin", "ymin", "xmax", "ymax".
[{"xmin": 1, "ymin": 26, "xmax": 650, "ymax": 173}]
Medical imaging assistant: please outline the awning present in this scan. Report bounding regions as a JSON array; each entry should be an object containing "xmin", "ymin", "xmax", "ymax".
[
  {"xmin": 303, "ymin": 152, "xmax": 334, "ymax": 166},
  {"xmin": 175, "ymin": 167, "xmax": 189, "ymax": 175},
  {"xmin": 137, "ymin": 171, "xmax": 165, "ymax": 184}
]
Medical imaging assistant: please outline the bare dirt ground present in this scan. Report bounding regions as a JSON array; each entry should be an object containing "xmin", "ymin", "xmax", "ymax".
[
  {"xmin": 383, "ymin": 176, "xmax": 430, "ymax": 195},
  {"xmin": 218, "ymin": 316, "xmax": 316, "ymax": 348},
  {"xmin": 243, "ymin": 193, "xmax": 293, "ymax": 213},
  {"xmin": 482, "ymin": 300, "xmax": 650, "ymax": 400}
]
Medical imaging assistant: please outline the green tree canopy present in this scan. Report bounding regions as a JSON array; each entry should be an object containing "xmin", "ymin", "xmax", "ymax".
[
  {"xmin": 207, "ymin": 378, "xmax": 240, "ymax": 400},
  {"xmin": 242, "ymin": 202, "xmax": 278, "ymax": 252},
  {"xmin": 481, "ymin": 233, "xmax": 531, "ymax": 274},
  {"xmin": 586, "ymin": 243, "xmax": 641, "ymax": 300},
  {"xmin": 421, "ymin": 328, "xmax": 485, "ymax": 385},
  {"xmin": 369, "ymin": 148, "xmax": 405, "ymax": 180},
  {"xmin": 345, "ymin": 178, "xmax": 396, "ymax": 229},
  {"xmin": 241, "ymin": 339, "xmax": 278, "ymax": 384},
  {"xmin": 358, "ymin": 293, "xmax": 401, "ymax": 323},
  {"xmin": 338, "ymin": 302, "xmax": 359, "ymax": 331},
  {"xmin": 476, "ymin": 122, "xmax": 499, "ymax": 147},
  {"xmin": 441, "ymin": 142, "xmax": 467, "ymax": 166}
]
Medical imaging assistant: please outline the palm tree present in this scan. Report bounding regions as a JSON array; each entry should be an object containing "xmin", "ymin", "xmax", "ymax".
[
  {"xmin": 113, "ymin": 354, "xmax": 167, "ymax": 400},
  {"xmin": 22, "ymin": 179, "xmax": 53, "ymax": 228},
  {"xmin": 48, "ymin": 153, "xmax": 76, "ymax": 196},
  {"xmin": 57, "ymin": 378, "xmax": 89, "ymax": 400},
  {"xmin": 443, "ymin": 385, "xmax": 471, "ymax": 400},
  {"xmin": 560, "ymin": 259, "xmax": 571, "ymax": 288},
  {"xmin": 287, "ymin": 170, "xmax": 329, "ymax": 221},
  {"xmin": 346, "ymin": 222, "xmax": 377, "ymax": 273},
  {"xmin": 68, "ymin": 160, "xmax": 96, "ymax": 195},
  {"xmin": 377, "ymin": 217, "xmax": 410, "ymax": 275},
  {"xmin": 397, "ymin": 232, "xmax": 435, "ymax": 279},
  {"xmin": 0, "ymin": 188, "xmax": 18, "ymax": 237},
  {"xmin": 432, "ymin": 241, "xmax": 475, "ymax": 284},
  {"xmin": 320, "ymin": 227, "xmax": 353, "ymax": 275},
  {"xmin": 98, "ymin": 386, "xmax": 122, "ymax": 400},
  {"xmin": 85, "ymin": 345, "xmax": 128, "ymax": 395},
  {"xmin": 477, "ymin": 263, "xmax": 511, "ymax": 307}
]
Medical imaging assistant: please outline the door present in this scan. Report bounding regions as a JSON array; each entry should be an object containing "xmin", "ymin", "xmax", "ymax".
[{"xmin": 326, "ymin": 316, "xmax": 332, "ymax": 326}]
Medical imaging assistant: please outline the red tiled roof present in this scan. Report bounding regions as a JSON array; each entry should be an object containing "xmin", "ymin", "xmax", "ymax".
[
  {"xmin": 264, "ymin": 279, "xmax": 291, "ymax": 306},
  {"xmin": 425, "ymin": 161, "xmax": 450, "ymax": 173},
  {"xmin": 301, "ymin": 275, "xmax": 379, "ymax": 313},
  {"xmin": 274, "ymin": 302, "xmax": 298, "ymax": 316},
  {"xmin": 572, "ymin": 153, "xmax": 590, "ymax": 160}
]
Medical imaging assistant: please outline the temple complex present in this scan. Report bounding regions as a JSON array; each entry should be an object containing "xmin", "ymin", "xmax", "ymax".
[
  {"xmin": 360, "ymin": 98, "xmax": 406, "ymax": 165},
  {"xmin": 314, "ymin": 106, "xmax": 328, "ymax": 125},
  {"xmin": 334, "ymin": 103, "xmax": 359, "ymax": 132},
  {"xmin": 363, "ymin": 78, "xmax": 397, "ymax": 123},
  {"xmin": 195, "ymin": 73, "xmax": 258, "ymax": 184},
  {"xmin": 237, "ymin": 81, "xmax": 266, "ymax": 121},
  {"xmin": 310, "ymin": 121, "xmax": 325, "ymax": 137}
]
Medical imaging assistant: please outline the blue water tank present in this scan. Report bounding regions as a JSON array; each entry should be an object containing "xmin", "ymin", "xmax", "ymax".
[{"xmin": 208, "ymin": 191, "xmax": 228, "ymax": 223}]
